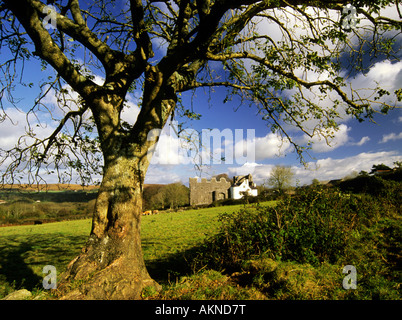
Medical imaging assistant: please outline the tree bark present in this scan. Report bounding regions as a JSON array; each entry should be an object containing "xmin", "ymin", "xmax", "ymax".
[
  {"xmin": 56, "ymin": 86, "xmax": 168, "ymax": 299},
  {"xmin": 56, "ymin": 69, "xmax": 176, "ymax": 299},
  {"xmin": 58, "ymin": 152, "xmax": 160, "ymax": 299}
]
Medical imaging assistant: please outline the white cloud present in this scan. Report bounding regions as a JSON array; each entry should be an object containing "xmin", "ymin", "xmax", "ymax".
[
  {"xmin": 349, "ymin": 60, "xmax": 402, "ymax": 108},
  {"xmin": 0, "ymin": 107, "xmax": 67, "ymax": 182},
  {"xmin": 294, "ymin": 151, "xmax": 402, "ymax": 185},
  {"xmin": 0, "ymin": 110, "xmax": 25, "ymax": 150},
  {"xmin": 227, "ymin": 151, "xmax": 402, "ymax": 186},
  {"xmin": 149, "ymin": 122, "xmax": 362, "ymax": 173},
  {"xmin": 228, "ymin": 162, "xmax": 262, "ymax": 176},
  {"xmin": 351, "ymin": 136, "xmax": 370, "ymax": 146},
  {"xmin": 380, "ymin": 132, "xmax": 402, "ymax": 143},
  {"xmin": 149, "ymin": 124, "xmax": 293, "ymax": 167},
  {"xmin": 149, "ymin": 120, "xmax": 200, "ymax": 166},
  {"xmin": 233, "ymin": 132, "xmax": 291, "ymax": 162},
  {"xmin": 121, "ymin": 97, "xmax": 140, "ymax": 125},
  {"xmin": 151, "ymin": 132, "xmax": 191, "ymax": 165},
  {"xmin": 228, "ymin": 162, "xmax": 271, "ymax": 182},
  {"xmin": 299, "ymin": 124, "xmax": 350, "ymax": 153},
  {"xmin": 0, "ymin": 107, "xmax": 57, "ymax": 151},
  {"xmin": 144, "ymin": 149, "xmax": 402, "ymax": 186},
  {"xmin": 274, "ymin": 60, "xmax": 402, "ymax": 148},
  {"xmin": 145, "ymin": 165, "xmax": 183, "ymax": 184},
  {"xmin": 254, "ymin": 133, "xmax": 291, "ymax": 160}
]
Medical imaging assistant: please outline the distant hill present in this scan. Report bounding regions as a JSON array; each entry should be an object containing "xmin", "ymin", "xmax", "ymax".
[
  {"xmin": 1, "ymin": 184, "xmax": 99, "ymax": 192},
  {"xmin": 1, "ymin": 183, "xmax": 165, "ymax": 193}
]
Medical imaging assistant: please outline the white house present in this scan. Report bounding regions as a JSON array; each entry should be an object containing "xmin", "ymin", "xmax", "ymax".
[{"xmin": 230, "ymin": 174, "xmax": 258, "ymax": 200}]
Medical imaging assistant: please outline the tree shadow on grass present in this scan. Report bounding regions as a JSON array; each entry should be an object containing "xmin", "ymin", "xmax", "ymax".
[
  {"xmin": 0, "ymin": 229, "xmax": 206, "ymax": 295},
  {"xmin": 144, "ymin": 244, "xmax": 204, "ymax": 286},
  {"xmin": 0, "ymin": 234, "xmax": 88, "ymax": 293},
  {"xmin": 0, "ymin": 242, "xmax": 42, "ymax": 291}
]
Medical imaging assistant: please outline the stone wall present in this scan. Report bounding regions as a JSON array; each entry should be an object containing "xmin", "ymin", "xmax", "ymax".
[{"xmin": 189, "ymin": 177, "xmax": 232, "ymax": 206}]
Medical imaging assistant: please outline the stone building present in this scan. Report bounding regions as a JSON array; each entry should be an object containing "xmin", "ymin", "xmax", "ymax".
[
  {"xmin": 189, "ymin": 174, "xmax": 258, "ymax": 206},
  {"xmin": 189, "ymin": 177, "xmax": 232, "ymax": 206}
]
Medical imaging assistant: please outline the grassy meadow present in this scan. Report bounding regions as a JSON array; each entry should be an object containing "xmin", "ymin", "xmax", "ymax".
[
  {"xmin": 0, "ymin": 178, "xmax": 400, "ymax": 301},
  {"xmin": 0, "ymin": 203, "xmax": 264, "ymax": 298}
]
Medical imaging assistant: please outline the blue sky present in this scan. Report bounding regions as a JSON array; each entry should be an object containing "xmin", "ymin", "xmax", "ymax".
[
  {"xmin": 144, "ymin": 78, "xmax": 402, "ymax": 186},
  {"xmin": 0, "ymin": 2, "xmax": 401, "ymax": 187},
  {"xmin": 144, "ymin": 4, "xmax": 402, "ymax": 186}
]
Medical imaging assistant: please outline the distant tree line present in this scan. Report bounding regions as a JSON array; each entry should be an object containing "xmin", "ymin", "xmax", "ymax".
[{"xmin": 143, "ymin": 183, "xmax": 189, "ymax": 211}]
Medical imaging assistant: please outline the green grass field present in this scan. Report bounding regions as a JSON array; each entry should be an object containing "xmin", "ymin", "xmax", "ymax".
[
  {"xmin": 0, "ymin": 203, "xmax": 273, "ymax": 298},
  {"xmin": 1, "ymin": 194, "xmax": 400, "ymax": 300}
]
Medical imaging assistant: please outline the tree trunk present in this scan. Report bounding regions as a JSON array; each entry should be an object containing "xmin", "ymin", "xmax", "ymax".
[
  {"xmin": 57, "ymin": 152, "xmax": 160, "ymax": 299},
  {"xmin": 56, "ymin": 67, "xmax": 176, "ymax": 299}
]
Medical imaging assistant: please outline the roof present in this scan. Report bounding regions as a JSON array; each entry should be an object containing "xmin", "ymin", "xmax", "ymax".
[{"xmin": 232, "ymin": 174, "xmax": 257, "ymax": 189}]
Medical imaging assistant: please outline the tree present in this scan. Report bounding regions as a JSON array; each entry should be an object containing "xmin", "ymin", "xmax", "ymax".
[
  {"xmin": 267, "ymin": 165, "xmax": 294, "ymax": 194},
  {"xmin": 142, "ymin": 184, "xmax": 165, "ymax": 210},
  {"xmin": 163, "ymin": 182, "xmax": 189, "ymax": 209},
  {"xmin": 359, "ymin": 170, "xmax": 370, "ymax": 177},
  {"xmin": 393, "ymin": 161, "xmax": 402, "ymax": 169},
  {"xmin": 370, "ymin": 163, "xmax": 392, "ymax": 174},
  {"xmin": 143, "ymin": 182, "xmax": 189, "ymax": 209},
  {"xmin": 311, "ymin": 178, "xmax": 320, "ymax": 186},
  {"xmin": 0, "ymin": 0, "xmax": 400, "ymax": 299},
  {"xmin": 343, "ymin": 170, "xmax": 358, "ymax": 180}
]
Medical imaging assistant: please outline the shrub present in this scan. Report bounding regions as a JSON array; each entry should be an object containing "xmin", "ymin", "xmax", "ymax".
[
  {"xmin": 237, "ymin": 257, "xmax": 343, "ymax": 300},
  {"xmin": 192, "ymin": 186, "xmax": 387, "ymax": 271},
  {"xmin": 155, "ymin": 270, "xmax": 266, "ymax": 300},
  {"xmin": 339, "ymin": 175, "xmax": 401, "ymax": 214}
]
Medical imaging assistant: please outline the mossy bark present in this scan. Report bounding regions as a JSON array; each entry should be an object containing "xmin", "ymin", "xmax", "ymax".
[
  {"xmin": 56, "ymin": 83, "xmax": 174, "ymax": 299},
  {"xmin": 58, "ymin": 154, "xmax": 160, "ymax": 299}
]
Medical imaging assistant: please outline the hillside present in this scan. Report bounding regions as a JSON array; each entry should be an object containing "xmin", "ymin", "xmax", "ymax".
[
  {"xmin": 1, "ymin": 183, "xmax": 167, "ymax": 192},
  {"xmin": 0, "ymin": 183, "xmax": 168, "ymax": 226},
  {"xmin": 1, "ymin": 184, "xmax": 99, "ymax": 192}
]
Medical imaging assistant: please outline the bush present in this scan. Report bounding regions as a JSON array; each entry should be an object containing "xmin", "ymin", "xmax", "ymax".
[
  {"xmin": 208, "ymin": 192, "xmax": 274, "ymax": 208},
  {"xmin": 237, "ymin": 257, "xmax": 343, "ymax": 299},
  {"xmin": 192, "ymin": 186, "xmax": 388, "ymax": 271},
  {"xmin": 155, "ymin": 270, "xmax": 266, "ymax": 300}
]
